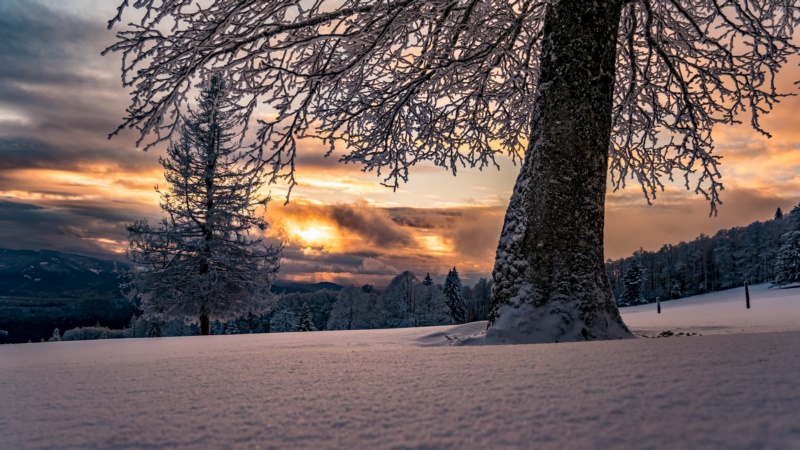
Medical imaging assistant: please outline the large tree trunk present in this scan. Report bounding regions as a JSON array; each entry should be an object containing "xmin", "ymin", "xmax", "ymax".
[
  {"xmin": 200, "ymin": 314, "xmax": 210, "ymax": 335},
  {"xmin": 488, "ymin": 0, "xmax": 632, "ymax": 343}
]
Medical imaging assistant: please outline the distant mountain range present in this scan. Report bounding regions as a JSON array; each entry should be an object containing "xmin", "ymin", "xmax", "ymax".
[
  {"xmin": 0, "ymin": 248, "xmax": 341, "ymax": 300},
  {"xmin": 0, "ymin": 249, "xmax": 128, "ymax": 300}
]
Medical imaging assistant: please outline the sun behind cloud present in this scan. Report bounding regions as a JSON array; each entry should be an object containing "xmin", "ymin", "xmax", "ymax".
[{"xmin": 279, "ymin": 217, "xmax": 344, "ymax": 254}]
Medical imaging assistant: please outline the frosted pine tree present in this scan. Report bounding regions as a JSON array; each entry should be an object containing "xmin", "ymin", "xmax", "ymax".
[
  {"xmin": 413, "ymin": 283, "xmax": 451, "ymax": 327},
  {"xmin": 108, "ymin": 0, "xmax": 800, "ymax": 342},
  {"xmin": 443, "ymin": 268, "xmax": 467, "ymax": 324},
  {"xmin": 297, "ymin": 303, "xmax": 316, "ymax": 332},
  {"xmin": 269, "ymin": 306, "xmax": 298, "ymax": 333},
  {"xmin": 327, "ymin": 286, "xmax": 377, "ymax": 330},
  {"xmin": 376, "ymin": 272, "xmax": 416, "ymax": 328},
  {"xmin": 124, "ymin": 76, "xmax": 281, "ymax": 335},
  {"xmin": 49, "ymin": 328, "xmax": 61, "ymax": 342},
  {"xmin": 620, "ymin": 260, "xmax": 646, "ymax": 306},
  {"xmin": 146, "ymin": 320, "xmax": 162, "ymax": 338},
  {"xmin": 773, "ymin": 205, "xmax": 800, "ymax": 287}
]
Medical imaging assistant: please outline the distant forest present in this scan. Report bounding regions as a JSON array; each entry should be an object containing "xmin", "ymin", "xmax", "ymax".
[{"xmin": 606, "ymin": 209, "xmax": 788, "ymax": 305}]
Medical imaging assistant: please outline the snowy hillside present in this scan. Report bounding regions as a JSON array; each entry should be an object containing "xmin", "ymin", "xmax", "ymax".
[
  {"xmin": 2, "ymin": 284, "xmax": 798, "ymax": 449},
  {"xmin": 0, "ymin": 248, "xmax": 125, "ymax": 299}
]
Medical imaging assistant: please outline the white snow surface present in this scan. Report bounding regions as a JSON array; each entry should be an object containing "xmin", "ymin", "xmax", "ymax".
[{"xmin": 2, "ymin": 284, "xmax": 799, "ymax": 449}]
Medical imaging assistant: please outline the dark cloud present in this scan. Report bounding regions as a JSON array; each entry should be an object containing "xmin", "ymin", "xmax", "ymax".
[
  {"xmin": 328, "ymin": 203, "xmax": 413, "ymax": 247},
  {"xmin": 0, "ymin": 199, "xmax": 129, "ymax": 260},
  {"xmin": 0, "ymin": 1, "xmax": 152, "ymax": 173}
]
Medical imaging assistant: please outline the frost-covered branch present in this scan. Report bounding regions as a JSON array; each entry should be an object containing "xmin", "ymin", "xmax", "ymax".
[
  {"xmin": 610, "ymin": 0, "xmax": 799, "ymax": 214},
  {"xmin": 107, "ymin": 0, "xmax": 799, "ymax": 207}
]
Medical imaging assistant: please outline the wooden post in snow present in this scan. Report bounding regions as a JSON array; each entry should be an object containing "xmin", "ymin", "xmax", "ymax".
[
  {"xmin": 656, "ymin": 296, "xmax": 661, "ymax": 314},
  {"xmin": 745, "ymin": 281, "xmax": 750, "ymax": 309}
]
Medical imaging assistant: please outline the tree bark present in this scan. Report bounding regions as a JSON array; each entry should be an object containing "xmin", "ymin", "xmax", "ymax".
[
  {"xmin": 488, "ymin": 0, "xmax": 632, "ymax": 342},
  {"xmin": 200, "ymin": 314, "xmax": 210, "ymax": 335}
]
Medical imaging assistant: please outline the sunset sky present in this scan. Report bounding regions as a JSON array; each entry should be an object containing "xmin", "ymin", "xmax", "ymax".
[{"xmin": 2, "ymin": 0, "xmax": 800, "ymax": 286}]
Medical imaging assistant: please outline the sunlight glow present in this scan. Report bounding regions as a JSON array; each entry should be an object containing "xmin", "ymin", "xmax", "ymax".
[
  {"xmin": 282, "ymin": 219, "xmax": 344, "ymax": 253},
  {"xmin": 418, "ymin": 234, "xmax": 451, "ymax": 256}
]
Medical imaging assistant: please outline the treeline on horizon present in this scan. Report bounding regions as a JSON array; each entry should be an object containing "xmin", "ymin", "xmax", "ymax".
[
  {"xmin": 3, "ymin": 208, "xmax": 793, "ymax": 343},
  {"xmin": 606, "ymin": 209, "xmax": 788, "ymax": 305},
  {"xmin": 44, "ymin": 270, "xmax": 491, "ymax": 341}
]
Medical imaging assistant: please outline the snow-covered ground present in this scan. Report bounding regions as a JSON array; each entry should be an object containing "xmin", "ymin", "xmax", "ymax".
[
  {"xmin": 2, "ymin": 284, "xmax": 799, "ymax": 449},
  {"xmin": 623, "ymin": 282, "xmax": 800, "ymax": 336}
]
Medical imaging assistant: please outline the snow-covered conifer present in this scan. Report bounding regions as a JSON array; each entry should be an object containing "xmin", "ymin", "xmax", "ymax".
[
  {"xmin": 297, "ymin": 303, "xmax": 316, "ymax": 332},
  {"xmin": 422, "ymin": 273, "xmax": 433, "ymax": 287},
  {"xmin": 49, "ymin": 328, "xmax": 61, "ymax": 342},
  {"xmin": 376, "ymin": 272, "xmax": 415, "ymax": 328},
  {"xmin": 620, "ymin": 260, "xmax": 646, "ymax": 306},
  {"xmin": 269, "ymin": 305, "xmax": 298, "ymax": 333},
  {"xmin": 413, "ymin": 283, "xmax": 450, "ymax": 327},
  {"xmin": 146, "ymin": 320, "xmax": 162, "ymax": 338},
  {"xmin": 443, "ymin": 268, "xmax": 467, "ymax": 324},
  {"xmin": 773, "ymin": 204, "xmax": 800, "ymax": 287},
  {"xmin": 327, "ymin": 286, "xmax": 377, "ymax": 330},
  {"xmin": 671, "ymin": 282, "xmax": 681, "ymax": 300},
  {"xmin": 775, "ymin": 208, "xmax": 784, "ymax": 220},
  {"xmin": 124, "ymin": 76, "xmax": 281, "ymax": 335}
]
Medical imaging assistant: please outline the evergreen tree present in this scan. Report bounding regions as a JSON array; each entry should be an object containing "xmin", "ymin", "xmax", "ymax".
[
  {"xmin": 775, "ymin": 208, "xmax": 784, "ymax": 220},
  {"xmin": 146, "ymin": 320, "xmax": 162, "ymax": 338},
  {"xmin": 413, "ymin": 283, "xmax": 450, "ymax": 327},
  {"xmin": 443, "ymin": 267, "xmax": 467, "ymax": 324},
  {"xmin": 773, "ymin": 204, "xmax": 800, "ymax": 287},
  {"xmin": 327, "ymin": 286, "xmax": 377, "ymax": 330},
  {"xmin": 422, "ymin": 273, "xmax": 434, "ymax": 287},
  {"xmin": 269, "ymin": 306, "xmax": 298, "ymax": 333},
  {"xmin": 620, "ymin": 260, "xmax": 646, "ymax": 306},
  {"xmin": 376, "ymin": 272, "xmax": 415, "ymax": 328},
  {"xmin": 124, "ymin": 76, "xmax": 281, "ymax": 335},
  {"xmin": 49, "ymin": 328, "xmax": 61, "ymax": 342},
  {"xmin": 224, "ymin": 320, "xmax": 240, "ymax": 335},
  {"xmin": 670, "ymin": 282, "xmax": 681, "ymax": 300},
  {"xmin": 297, "ymin": 303, "xmax": 316, "ymax": 332}
]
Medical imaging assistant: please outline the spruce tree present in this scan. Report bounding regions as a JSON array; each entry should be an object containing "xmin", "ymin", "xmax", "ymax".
[
  {"xmin": 49, "ymin": 328, "xmax": 61, "ymax": 342},
  {"xmin": 297, "ymin": 303, "xmax": 315, "ymax": 332},
  {"xmin": 146, "ymin": 320, "xmax": 162, "ymax": 338},
  {"xmin": 775, "ymin": 208, "xmax": 784, "ymax": 220},
  {"xmin": 124, "ymin": 76, "xmax": 281, "ymax": 335},
  {"xmin": 443, "ymin": 267, "xmax": 467, "ymax": 324},
  {"xmin": 620, "ymin": 260, "xmax": 646, "ymax": 306},
  {"xmin": 773, "ymin": 204, "xmax": 800, "ymax": 287},
  {"xmin": 422, "ymin": 273, "xmax": 434, "ymax": 287}
]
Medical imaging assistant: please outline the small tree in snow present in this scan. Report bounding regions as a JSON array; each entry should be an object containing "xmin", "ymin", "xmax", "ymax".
[
  {"xmin": 146, "ymin": 320, "xmax": 162, "ymax": 338},
  {"xmin": 270, "ymin": 303, "xmax": 298, "ymax": 333},
  {"xmin": 327, "ymin": 286, "xmax": 377, "ymax": 330},
  {"xmin": 413, "ymin": 283, "xmax": 450, "ymax": 327},
  {"xmin": 297, "ymin": 303, "xmax": 316, "ymax": 332},
  {"xmin": 620, "ymin": 260, "xmax": 646, "ymax": 306},
  {"xmin": 671, "ymin": 282, "xmax": 681, "ymax": 300},
  {"xmin": 443, "ymin": 267, "xmax": 467, "ymax": 324},
  {"xmin": 124, "ymin": 76, "xmax": 281, "ymax": 335},
  {"xmin": 773, "ymin": 205, "xmax": 800, "ymax": 287},
  {"xmin": 422, "ymin": 273, "xmax": 434, "ymax": 287},
  {"xmin": 49, "ymin": 328, "xmax": 61, "ymax": 342},
  {"xmin": 376, "ymin": 271, "xmax": 416, "ymax": 328}
]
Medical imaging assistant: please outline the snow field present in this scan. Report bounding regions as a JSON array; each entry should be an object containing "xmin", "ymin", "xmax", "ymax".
[
  {"xmin": 622, "ymin": 282, "xmax": 800, "ymax": 336},
  {"xmin": 1, "ymin": 284, "xmax": 799, "ymax": 449}
]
